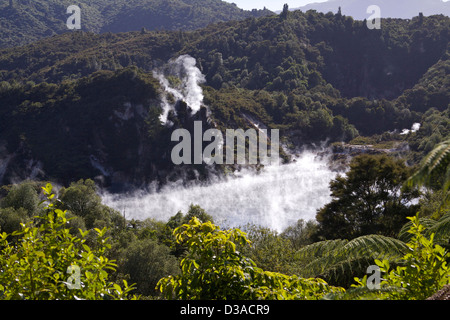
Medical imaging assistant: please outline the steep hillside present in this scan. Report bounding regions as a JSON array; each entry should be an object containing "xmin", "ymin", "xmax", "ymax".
[
  {"xmin": 2, "ymin": 11, "xmax": 448, "ymax": 100},
  {"xmin": 0, "ymin": 0, "xmax": 272, "ymax": 48},
  {"xmin": 0, "ymin": 68, "xmax": 163, "ymax": 187},
  {"xmin": 0, "ymin": 10, "xmax": 448, "ymax": 189},
  {"xmin": 182, "ymin": 11, "xmax": 449, "ymax": 100}
]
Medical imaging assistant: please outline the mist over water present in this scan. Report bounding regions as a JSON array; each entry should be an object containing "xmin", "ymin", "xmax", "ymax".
[
  {"xmin": 101, "ymin": 151, "xmax": 341, "ymax": 233},
  {"xmin": 102, "ymin": 55, "xmax": 342, "ymax": 232}
]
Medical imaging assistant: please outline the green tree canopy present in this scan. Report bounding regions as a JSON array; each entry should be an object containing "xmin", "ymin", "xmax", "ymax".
[
  {"xmin": 0, "ymin": 181, "xmax": 40, "ymax": 216},
  {"xmin": 0, "ymin": 183, "xmax": 136, "ymax": 300},
  {"xmin": 58, "ymin": 179, "xmax": 125, "ymax": 231},
  {"xmin": 157, "ymin": 217, "xmax": 344, "ymax": 300},
  {"xmin": 315, "ymin": 154, "xmax": 420, "ymax": 240}
]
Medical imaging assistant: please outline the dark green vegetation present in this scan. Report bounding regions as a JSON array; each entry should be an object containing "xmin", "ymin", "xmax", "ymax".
[
  {"xmin": 0, "ymin": 68, "xmax": 170, "ymax": 187},
  {"xmin": 315, "ymin": 154, "xmax": 420, "ymax": 240},
  {"xmin": 0, "ymin": 10, "xmax": 449, "ymax": 188},
  {"xmin": 0, "ymin": 4, "xmax": 450, "ymax": 300},
  {"xmin": 1, "ymin": 150, "xmax": 449, "ymax": 299},
  {"xmin": 0, "ymin": 0, "xmax": 271, "ymax": 48}
]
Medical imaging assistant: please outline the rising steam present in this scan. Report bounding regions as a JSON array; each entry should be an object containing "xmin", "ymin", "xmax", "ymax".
[
  {"xmin": 153, "ymin": 55, "xmax": 206, "ymax": 125},
  {"xmin": 103, "ymin": 55, "xmax": 342, "ymax": 232},
  {"xmin": 101, "ymin": 151, "xmax": 340, "ymax": 233}
]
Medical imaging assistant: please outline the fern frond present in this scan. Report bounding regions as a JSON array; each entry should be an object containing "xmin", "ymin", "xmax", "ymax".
[
  {"xmin": 319, "ymin": 256, "xmax": 375, "ymax": 287},
  {"xmin": 298, "ymin": 255, "xmax": 341, "ymax": 278},
  {"xmin": 427, "ymin": 212, "xmax": 450, "ymax": 244},
  {"xmin": 342, "ymin": 234, "xmax": 408, "ymax": 261},
  {"xmin": 295, "ymin": 235, "xmax": 407, "ymax": 281},
  {"xmin": 294, "ymin": 239, "xmax": 348, "ymax": 260},
  {"xmin": 294, "ymin": 239, "xmax": 349, "ymax": 278},
  {"xmin": 429, "ymin": 142, "xmax": 450, "ymax": 173},
  {"xmin": 398, "ymin": 218, "xmax": 437, "ymax": 243},
  {"xmin": 407, "ymin": 139, "xmax": 450, "ymax": 187}
]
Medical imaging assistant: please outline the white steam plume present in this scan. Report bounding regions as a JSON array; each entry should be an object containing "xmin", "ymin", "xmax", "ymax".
[{"xmin": 153, "ymin": 55, "xmax": 206, "ymax": 125}]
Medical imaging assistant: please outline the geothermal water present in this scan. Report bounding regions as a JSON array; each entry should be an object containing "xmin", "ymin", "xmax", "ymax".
[
  {"xmin": 153, "ymin": 55, "xmax": 206, "ymax": 125},
  {"xmin": 101, "ymin": 151, "xmax": 341, "ymax": 233},
  {"xmin": 104, "ymin": 55, "xmax": 341, "ymax": 232}
]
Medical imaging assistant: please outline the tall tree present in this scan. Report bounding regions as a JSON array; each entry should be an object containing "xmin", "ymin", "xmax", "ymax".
[
  {"xmin": 315, "ymin": 154, "xmax": 420, "ymax": 240},
  {"xmin": 280, "ymin": 3, "xmax": 289, "ymax": 20}
]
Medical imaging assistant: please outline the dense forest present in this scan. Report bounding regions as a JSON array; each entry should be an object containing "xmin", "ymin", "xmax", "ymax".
[
  {"xmin": 1, "ymin": 151, "xmax": 450, "ymax": 300},
  {"xmin": 0, "ymin": 0, "xmax": 272, "ymax": 48},
  {"xmin": 0, "ymin": 2, "xmax": 450, "ymax": 301},
  {"xmin": 1, "ymin": 10, "xmax": 449, "ymax": 187}
]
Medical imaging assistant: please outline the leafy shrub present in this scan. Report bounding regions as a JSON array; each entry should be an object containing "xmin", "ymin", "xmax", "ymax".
[
  {"xmin": 351, "ymin": 215, "xmax": 450, "ymax": 300},
  {"xmin": 0, "ymin": 183, "xmax": 136, "ymax": 300},
  {"xmin": 117, "ymin": 238, "xmax": 180, "ymax": 297},
  {"xmin": 157, "ymin": 217, "xmax": 344, "ymax": 300}
]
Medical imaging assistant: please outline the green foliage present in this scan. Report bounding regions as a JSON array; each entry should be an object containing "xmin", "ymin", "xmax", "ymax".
[
  {"xmin": 115, "ymin": 238, "xmax": 180, "ymax": 297},
  {"xmin": 0, "ymin": 0, "xmax": 272, "ymax": 48},
  {"xmin": 0, "ymin": 181, "xmax": 41, "ymax": 216},
  {"xmin": 58, "ymin": 179, "xmax": 124, "ymax": 231},
  {"xmin": 316, "ymin": 154, "xmax": 420, "ymax": 240},
  {"xmin": 0, "ymin": 207, "xmax": 29, "ymax": 235},
  {"xmin": 280, "ymin": 219, "xmax": 318, "ymax": 250},
  {"xmin": 416, "ymin": 190, "xmax": 450, "ymax": 220},
  {"xmin": 204, "ymin": 87, "xmax": 357, "ymax": 145},
  {"xmin": 408, "ymin": 138, "xmax": 450, "ymax": 203},
  {"xmin": 0, "ymin": 181, "xmax": 42, "ymax": 234},
  {"xmin": 427, "ymin": 212, "xmax": 450, "ymax": 245},
  {"xmin": 0, "ymin": 183, "xmax": 137, "ymax": 300},
  {"xmin": 351, "ymin": 215, "xmax": 450, "ymax": 300},
  {"xmin": 240, "ymin": 225, "xmax": 296, "ymax": 274},
  {"xmin": 157, "ymin": 217, "xmax": 344, "ymax": 300},
  {"xmin": 295, "ymin": 234, "xmax": 408, "ymax": 287},
  {"xmin": 183, "ymin": 204, "xmax": 215, "ymax": 224},
  {"xmin": 398, "ymin": 212, "xmax": 450, "ymax": 247}
]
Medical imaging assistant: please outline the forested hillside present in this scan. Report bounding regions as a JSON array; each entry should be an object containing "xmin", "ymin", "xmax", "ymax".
[
  {"xmin": 0, "ymin": 0, "xmax": 272, "ymax": 48},
  {"xmin": 0, "ymin": 10, "xmax": 448, "ymax": 187},
  {"xmin": 1, "ymin": 5, "xmax": 450, "ymax": 302}
]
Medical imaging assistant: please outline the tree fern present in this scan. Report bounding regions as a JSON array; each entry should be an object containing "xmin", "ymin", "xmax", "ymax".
[
  {"xmin": 318, "ymin": 256, "xmax": 376, "ymax": 287},
  {"xmin": 398, "ymin": 217, "xmax": 437, "ymax": 243},
  {"xmin": 427, "ymin": 212, "xmax": 450, "ymax": 245},
  {"xmin": 343, "ymin": 235, "xmax": 408, "ymax": 260},
  {"xmin": 397, "ymin": 213, "xmax": 450, "ymax": 245},
  {"xmin": 294, "ymin": 235, "xmax": 408, "ymax": 286},
  {"xmin": 295, "ymin": 239, "xmax": 349, "ymax": 262},
  {"xmin": 407, "ymin": 138, "xmax": 450, "ymax": 203},
  {"xmin": 293, "ymin": 239, "xmax": 350, "ymax": 282}
]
